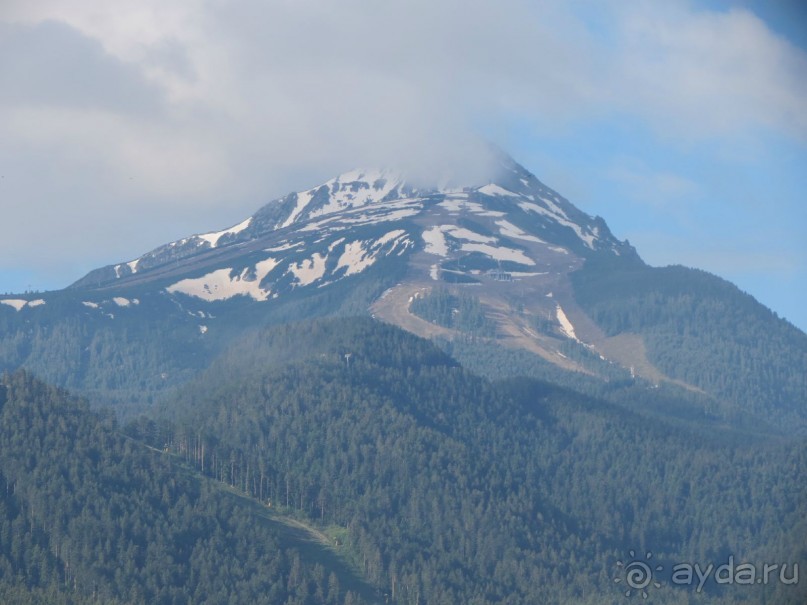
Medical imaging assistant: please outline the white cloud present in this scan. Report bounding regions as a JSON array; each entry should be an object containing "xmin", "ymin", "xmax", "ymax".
[
  {"xmin": 4, "ymin": 1, "xmax": 804, "ymax": 182},
  {"xmin": 0, "ymin": 0, "xmax": 805, "ymax": 288},
  {"xmin": 610, "ymin": 4, "xmax": 807, "ymax": 139}
]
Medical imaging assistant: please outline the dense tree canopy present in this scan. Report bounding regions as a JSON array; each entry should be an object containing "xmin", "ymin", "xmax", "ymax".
[
  {"xmin": 0, "ymin": 370, "xmax": 375, "ymax": 605},
  {"xmin": 571, "ymin": 263, "xmax": 807, "ymax": 433}
]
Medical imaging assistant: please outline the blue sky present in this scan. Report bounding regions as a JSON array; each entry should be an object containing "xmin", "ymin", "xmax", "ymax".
[
  {"xmin": 1, "ymin": 0, "xmax": 805, "ymax": 330},
  {"xmin": 504, "ymin": 116, "xmax": 806, "ymax": 331},
  {"xmin": 505, "ymin": 1, "xmax": 807, "ymax": 330}
]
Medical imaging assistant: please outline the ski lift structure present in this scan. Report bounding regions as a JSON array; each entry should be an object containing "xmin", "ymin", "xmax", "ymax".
[{"xmin": 486, "ymin": 261, "xmax": 513, "ymax": 282}]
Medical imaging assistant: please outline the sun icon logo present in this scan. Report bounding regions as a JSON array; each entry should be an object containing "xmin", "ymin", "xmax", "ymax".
[{"xmin": 614, "ymin": 550, "xmax": 663, "ymax": 598}]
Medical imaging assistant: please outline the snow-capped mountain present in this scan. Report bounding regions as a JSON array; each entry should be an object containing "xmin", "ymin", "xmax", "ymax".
[
  {"xmin": 4, "ymin": 149, "xmax": 805, "ymax": 435},
  {"xmin": 51, "ymin": 150, "xmax": 647, "ymax": 378},
  {"xmin": 72, "ymin": 151, "xmax": 633, "ymax": 294}
]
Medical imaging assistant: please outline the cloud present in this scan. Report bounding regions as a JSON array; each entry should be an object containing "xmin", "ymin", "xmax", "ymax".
[
  {"xmin": 610, "ymin": 4, "xmax": 807, "ymax": 140},
  {"xmin": 0, "ymin": 20, "xmax": 164, "ymax": 113},
  {"xmin": 0, "ymin": 0, "xmax": 805, "ymax": 288},
  {"xmin": 4, "ymin": 2, "xmax": 805, "ymax": 169}
]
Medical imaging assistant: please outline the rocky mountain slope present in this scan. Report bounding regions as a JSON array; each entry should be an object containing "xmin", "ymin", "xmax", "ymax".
[
  {"xmin": 64, "ymin": 150, "xmax": 641, "ymax": 376},
  {"xmin": 1, "ymin": 150, "xmax": 804, "ymax": 433}
]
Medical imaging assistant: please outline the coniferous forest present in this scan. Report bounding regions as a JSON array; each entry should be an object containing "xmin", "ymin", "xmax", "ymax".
[
  {"xmin": 2, "ymin": 6, "xmax": 805, "ymax": 599},
  {"xmin": 1, "ymin": 318, "xmax": 804, "ymax": 604}
]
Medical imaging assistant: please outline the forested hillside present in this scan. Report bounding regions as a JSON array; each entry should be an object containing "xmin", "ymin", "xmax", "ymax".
[
  {"xmin": 126, "ymin": 318, "xmax": 806, "ymax": 604},
  {"xmin": 0, "ymin": 371, "xmax": 377, "ymax": 605},
  {"xmin": 571, "ymin": 263, "xmax": 807, "ymax": 433},
  {"xmin": 410, "ymin": 288, "xmax": 495, "ymax": 336},
  {"xmin": 0, "ymin": 262, "xmax": 396, "ymax": 418},
  {"xmin": 1, "ymin": 115, "xmax": 802, "ymax": 605},
  {"xmin": 0, "ymin": 296, "xmax": 215, "ymax": 416}
]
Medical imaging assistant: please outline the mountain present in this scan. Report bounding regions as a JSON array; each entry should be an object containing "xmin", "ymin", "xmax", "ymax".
[
  {"xmin": 0, "ymin": 148, "xmax": 805, "ymax": 603},
  {"xmin": 123, "ymin": 318, "xmax": 807, "ymax": 604},
  {"xmin": 70, "ymin": 151, "xmax": 635, "ymax": 293},
  {"xmin": 2, "ymin": 321, "xmax": 805, "ymax": 604},
  {"xmin": 0, "ymin": 149, "xmax": 804, "ymax": 433},
  {"xmin": 0, "ymin": 370, "xmax": 378, "ymax": 605}
]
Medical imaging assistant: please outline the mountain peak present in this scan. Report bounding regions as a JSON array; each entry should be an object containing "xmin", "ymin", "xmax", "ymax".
[
  {"xmin": 70, "ymin": 151, "xmax": 637, "ymax": 293},
  {"xmin": 269, "ymin": 167, "xmax": 413, "ymax": 230}
]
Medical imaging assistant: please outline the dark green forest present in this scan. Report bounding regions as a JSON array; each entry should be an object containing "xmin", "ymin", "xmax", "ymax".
[
  {"xmin": 0, "ymin": 370, "xmax": 375, "ymax": 605},
  {"xmin": 2, "ymin": 140, "xmax": 804, "ymax": 605},
  {"xmin": 133, "ymin": 319, "xmax": 806, "ymax": 604},
  {"xmin": 571, "ymin": 263, "xmax": 807, "ymax": 433},
  {"xmin": 0, "ymin": 258, "xmax": 400, "ymax": 418},
  {"xmin": 1, "ymin": 317, "xmax": 804, "ymax": 604},
  {"xmin": 410, "ymin": 288, "xmax": 495, "ymax": 336}
]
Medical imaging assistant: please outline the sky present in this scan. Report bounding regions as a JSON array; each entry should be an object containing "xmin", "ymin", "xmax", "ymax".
[{"xmin": 1, "ymin": 0, "xmax": 805, "ymax": 331}]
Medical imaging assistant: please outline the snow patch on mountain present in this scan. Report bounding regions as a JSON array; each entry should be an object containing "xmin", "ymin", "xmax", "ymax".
[
  {"xmin": 0, "ymin": 299, "xmax": 46, "ymax": 311},
  {"xmin": 0, "ymin": 300, "xmax": 28, "ymax": 311},
  {"xmin": 301, "ymin": 198, "xmax": 422, "ymax": 232},
  {"xmin": 327, "ymin": 238, "xmax": 345, "ymax": 251},
  {"xmin": 289, "ymin": 253, "xmax": 327, "ymax": 286},
  {"xmin": 309, "ymin": 170, "xmax": 402, "ymax": 220},
  {"xmin": 437, "ymin": 194, "xmax": 506, "ymax": 217},
  {"xmin": 337, "ymin": 206, "xmax": 421, "ymax": 227},
  {"xmin": 509, "ymin": 271, "xmax": 547, "ymax": 278},
  {"xmin": 337, "ymin": 241, "xmax": 375, "ymax": 276},
  {"xmin": 423, "ymin": 227, "xmax": 449, "ymax": 256},
  {"xmin": 443, "ymin": 226, "xmax": 496, "ymax": 244},
  {"xmin": 333, "ymin": 230, "xmax": 410, "ymax": 277},
  {"xmin": 376, "ymin": 229, "xmax": 409, "ymax": 250},
  {"xmin": 278, "ymin": 169, "xmax": 406, "ymax": 229},
  {"xmin": 479, "ymin": 184, "xmax": 518, "ymax": 197},
  {"xmin": 167, "ymin": 257, "xmax": 279, "ymax": 302},
  {"xmin": 198, "ymin": 217, "xmax": 253, "ymax": 246},
  {"xmin": 281, "ymin": 190, "xmax": 314, "ymax": 228},
  {"xmin": 460, "ymin": 243, "xmax": 535, "ymax": 265},
  {"xmin": 167, "ymin": 268, "xmax": 269, "ymax": 302},
  {"xmin": 423, "ymin": 224, "xmax": 501, "ymax": 256},
  {"xmin": 518, "ymin": 201, "xmax": 596, "ymax": 249},
  {"xmin": 112, "ymin": 260, "xmax": 141, "ymax": 277},
  {"xmin": 496, "ymin": 220, "xmax": 545, "ymax": 243},
  {"xmin": 165, "ymin": 228, "xmax": 410, "ymax": 302},
  {"xmin": 424, "ymin": 222, "xmax": 543, "ymax": 266},
  {"xmin": 254, "ymin": 257, "xmax": 281, "ymax": 279},
  {"xmin": 556, "ymin": 305, "xmax": 580, "ymax": 341},
  {"xmin": 538, "ymin": 196, "xmax": 570, "ymax": 221},
  {"xmin": 437, "ymin": 196, "xmax": 465, "ymax": 212},
  {"xmin": 265, "ymin": 242, "xmax": 303, "ymax": 253}
]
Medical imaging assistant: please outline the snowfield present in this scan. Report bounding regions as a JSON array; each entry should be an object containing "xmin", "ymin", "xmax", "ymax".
[
  {"xmin": 556, "ymin": 305, "xmax": 580, "ymax": 342},
  {"xmin": 289, "ymin": 253, "xmax": 327, "ymax": 286},
  {"xmin": 167, "ymin": 257, "xmax": 279, "ymax": 302},
  {"xmin": 422, "ymin": 227, "xmax": 449, "ymax": 257},
  {"xmin": 198, "ymin": 217, "xmax": 253, "ymax": 247},
  {"xmin": 460, "ymin": 243, "xmax": 535, "ymax": 265},
  {"xmin": 0, "ymin": 299, "xmax": 29, "ymax": 311}
]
